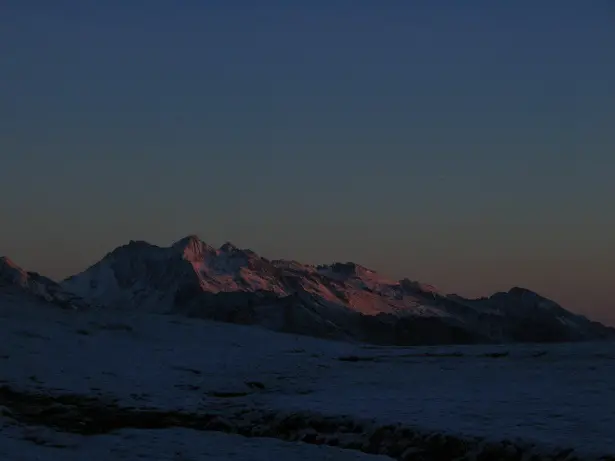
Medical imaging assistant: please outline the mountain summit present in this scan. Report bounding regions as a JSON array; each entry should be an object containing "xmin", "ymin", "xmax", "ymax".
[{"xmin": 56, "ymin": 235, "xmax": 614, "ymax": 345}]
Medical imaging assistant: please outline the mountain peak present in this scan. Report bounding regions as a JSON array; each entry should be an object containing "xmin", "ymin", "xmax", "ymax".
[
  {"xmin": 319, "ymin": 262, "xmax": 364, "ymax": 275},
  {"xmin": 172, "ymin": 234, "xmax": 205, "ymax": 251},
  {"xmin": 400, "ymin": 278, "xmax": 440, "ymax": 295},
  {"xmin": 172, "ymin": 235, "xmax": 214, "ymax": 260},
  {"xmin": 219, "ymin": 242, "xmax": 239, "ymax": 252},
  {"xmin": 507, "ymin": 286, "xmax": 540, "ymax": 297},
  {"xmin": 172, "ymin": 234, "xmax": 202, "ymax": 248},
  {"xmin": 0, "ymin": 256, "xmax": 19, "ymax": 269},
  {"xmin": 0, "ymin": 256, "xmax": 28, "ymax": 282}
]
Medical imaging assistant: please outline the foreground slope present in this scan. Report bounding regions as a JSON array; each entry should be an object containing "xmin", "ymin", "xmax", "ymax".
[
  {"xmin": 1, "ymin": 297, "xmax": 614, "ymax": 460},
  {"xmin": 60, "ymin": 235, "xmax": 614, "ymax": 345}
]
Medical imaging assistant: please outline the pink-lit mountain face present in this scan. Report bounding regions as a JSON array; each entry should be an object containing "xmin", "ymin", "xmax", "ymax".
[{"xmin": 54, "ymin": 236, "xmax": 614, "ymax": 345}]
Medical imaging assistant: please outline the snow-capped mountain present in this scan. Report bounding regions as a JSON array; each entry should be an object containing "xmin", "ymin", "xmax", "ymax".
[
  {"xmin": 58, "ymin": 235, "xmax": 615, "ymax": 344},
  {"xmin": 0, "ymin": 257, "xmax": 88, "ymax": 310},
  {"xmin": 61, "ymin": 236, "xmax": 288, "ymax": 312}
]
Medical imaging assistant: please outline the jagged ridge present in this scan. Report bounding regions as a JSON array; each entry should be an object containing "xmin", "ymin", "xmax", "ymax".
[{"xmin": 52, "ymin": 235, "xmax": 614, "ymax": 345}]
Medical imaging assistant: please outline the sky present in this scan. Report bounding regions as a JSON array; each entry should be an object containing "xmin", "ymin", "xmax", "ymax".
[{"xmin": 1, "ymin": 1, "xmax": 614, "ymax": 324}]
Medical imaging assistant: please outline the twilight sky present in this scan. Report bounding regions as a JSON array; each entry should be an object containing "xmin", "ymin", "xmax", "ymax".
[{"xmin": 1, "ymin": 1, "xmax": 614, "ymax": 324}]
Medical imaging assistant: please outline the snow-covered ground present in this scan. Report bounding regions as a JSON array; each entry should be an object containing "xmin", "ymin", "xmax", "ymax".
[
  {"xmin": 0, "ymin": 422, "xmax": 391, "ymax": 461},
  {"xmin": 2, "ymin": 294, "xmax": 615, "ymax": 460}
]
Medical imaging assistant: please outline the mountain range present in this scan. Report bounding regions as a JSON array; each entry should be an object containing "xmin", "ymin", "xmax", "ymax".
[{"xmin": 2, "ymin": 235, "xmax": 613, "ymax": 345}]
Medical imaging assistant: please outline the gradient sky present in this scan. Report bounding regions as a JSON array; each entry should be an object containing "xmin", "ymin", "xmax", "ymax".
[{"xmin": 1, "ymin": 1, "xmax": 614, "ymax": 324}]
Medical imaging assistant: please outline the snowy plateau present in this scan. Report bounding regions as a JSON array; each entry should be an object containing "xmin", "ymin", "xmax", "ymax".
[{"xmin": 1, "ymin": 236, "xmax": 615, "ymax": 460}]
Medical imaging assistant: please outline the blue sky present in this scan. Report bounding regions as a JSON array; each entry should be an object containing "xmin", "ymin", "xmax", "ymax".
[{"xmin": 1, "ymin": 1, "xmax": 614, "ymax": 323}]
